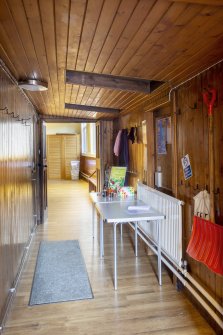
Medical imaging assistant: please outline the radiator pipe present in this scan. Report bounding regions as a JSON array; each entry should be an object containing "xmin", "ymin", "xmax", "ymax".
[{"xmin": 129, "ymin": 223, "xmax": 223, "ymax": 329}]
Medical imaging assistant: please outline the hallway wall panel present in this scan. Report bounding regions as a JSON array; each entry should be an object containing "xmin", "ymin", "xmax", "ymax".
[{"xmin": 0, "ymin": 67, "xmax": 37, "ymax": 323}]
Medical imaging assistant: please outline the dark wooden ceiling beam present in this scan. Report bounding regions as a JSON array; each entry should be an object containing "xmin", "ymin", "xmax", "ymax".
[
  {"xmin": 39, "ymin": 115, "xmax": 98, "ymax": 123},
  {"xmin": 66, "ymin": 70, "xmax": 164, "ymax": 94},
  {"xmin": 65, "ymin": 103, "xmax": 120, "ymax": 114}
]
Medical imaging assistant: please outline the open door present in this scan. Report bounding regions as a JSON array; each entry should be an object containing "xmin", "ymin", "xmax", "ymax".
[
  {"xmin": 96, "ymin": 121, "xmax": 113, "ymax": 192},
  {"xmin": 39, "ymin": 120, "xmax": 48, "ymax": 223}
]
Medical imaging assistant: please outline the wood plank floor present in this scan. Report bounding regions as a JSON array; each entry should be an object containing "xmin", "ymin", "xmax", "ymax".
[{"xmin": 3, "ymin": 180, "xmax": 215, "ymax": 335}]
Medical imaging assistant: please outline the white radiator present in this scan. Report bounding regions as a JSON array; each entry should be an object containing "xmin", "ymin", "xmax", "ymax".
[{"xmin": 137, "ymin": 182, "xmax": 184, "ymax": 266}]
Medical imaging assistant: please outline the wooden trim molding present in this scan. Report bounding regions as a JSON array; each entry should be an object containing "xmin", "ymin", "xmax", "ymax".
[{"xmin": 65, "ymin": 103, "xmax": 120, "ymax": 114}]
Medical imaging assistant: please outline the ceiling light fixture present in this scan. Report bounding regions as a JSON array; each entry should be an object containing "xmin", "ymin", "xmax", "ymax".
[{"xmin": 18, "ymin": 79, "xmax": 48, "ymax": 91}]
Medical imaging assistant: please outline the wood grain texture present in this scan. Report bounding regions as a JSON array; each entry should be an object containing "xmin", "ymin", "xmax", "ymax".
[
  {"xmin": 174, "ymin": 59, "xmax": 223, "ymax": 327},
  {"xmin": 117, "ymin": 63, "xmax": 223, "ymax": 333},
  {"xmin": 0, "ymin": 1, "xmax": 223, "ymax": 118},
  {"xmin": 3, "ymin": 179, "xmax": 216, "ymax": 335},
  {"xmin": 0, "ymin": 67, "xmax": 36, "ymax": 324},
  {"xmin": 47, "ymin": 134, "xmax": 80, "ymax": 180}
]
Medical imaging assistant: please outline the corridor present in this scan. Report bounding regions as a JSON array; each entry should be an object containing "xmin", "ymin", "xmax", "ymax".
[{"xmin": 3, "ymin": 180, "xmax": 214, "ymax": 335}]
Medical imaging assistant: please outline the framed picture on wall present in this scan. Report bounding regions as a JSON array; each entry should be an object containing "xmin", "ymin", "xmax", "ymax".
[
  {"xmin": 157, "ymin": 118, "xmax": 167, "ymax": 154},
  {"xmin": 156, "ymin": 117, "xmax": 171, "ymax": 155}
]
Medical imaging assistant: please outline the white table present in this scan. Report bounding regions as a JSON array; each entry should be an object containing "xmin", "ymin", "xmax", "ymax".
[
  {"xmin": 95, "ymin": 200, "xmax": 165, "ymax": 290},
  {"xmin": 89, "ymin": 192, "xmax": 135, "ymax": 238}
]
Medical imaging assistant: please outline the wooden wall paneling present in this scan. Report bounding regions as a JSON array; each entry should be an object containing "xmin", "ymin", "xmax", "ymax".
[
  {"xmin": 175, "ymin": 64, "xmax": 223, "ymax": 309},
  {"xmin": 171, "ymin": 91, "xmax": 178, "ymax": 197},
  {"xmin": 145, "ymin": 111, "xmax": 155, "ymax": 188},
  {"xmin": 0, "ymin": 67, "xmax": 36, "ymax": 326},
  {"xmin": 47, "ymin": 135, "xmax": 62, "ymax": 179},
  {"xmin": 80, "ymin": 155, "xmax": 96, "ymax": 177},
  {"xmin": 47, "ymin": 134, "xmax": 80, "ymax": 180}
]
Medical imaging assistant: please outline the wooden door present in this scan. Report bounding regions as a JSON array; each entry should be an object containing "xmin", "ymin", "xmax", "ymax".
[
  {"xmin": 39, "ymin": 121, "xmax": 48, "ymax": 223},
  {"xmin": 96, "ymin": 121, "xmax": 113, "ymax": 192},
  {"xmin": 47, "ymin": 134, "xmax": 80, "ymax": 180},
  {"xmin": 64, "ymin": 135, "xmax": 80, "ymax": 179},
  {"xmin": 47, "ymin": 135, "xmax": 62, "ymax": 179}
]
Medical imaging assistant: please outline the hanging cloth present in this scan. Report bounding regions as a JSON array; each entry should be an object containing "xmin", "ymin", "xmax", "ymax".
[
  {"xmin": 193, "ymin": 190, "xmax": 210, "ymax": 220},
  {"xmin": 186, "ymin": 216, "xmax": 223, "ymax": 276},
  {"xmin": 128, "ymin": 127, "xmax": 135, "ymax": 144},
  {"xmin": 119, "ymin": 129, "xmax": 129, "ymax": 168},
  {"xmin": 114, "ymin": 130, "xmax": 122, "ymax": 156}
]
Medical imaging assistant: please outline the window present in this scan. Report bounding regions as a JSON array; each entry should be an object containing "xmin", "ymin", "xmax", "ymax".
[
  {"xmin": 81, "ymin": 123, "xmax": 87, "ymax": 154},
  {"xmin": 81, "ymin": 123, "xmax": 96, "ymax": 156},
  {"xmin": 90, "ymin": 123, "xmax": 96, "ymax": 155}
]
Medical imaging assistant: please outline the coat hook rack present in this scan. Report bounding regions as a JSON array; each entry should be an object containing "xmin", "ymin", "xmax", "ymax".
[
  {"xmin": 185, "ymin": 181, "xmax": 191, "ymax": 188},
  {"xmin": 213, "ymin": 187, "xmax": 220, "ymax": 195},
  {"xmin": 193, "ymin": 183, "xmax": 200, "ymax": 191},
  {"xmin": 189, "ymin": 102, "xmax": 198, "ymax": 110},
  {"xmin": 0, "ymin": 106, "xmax": 8, "ymax": 113}
]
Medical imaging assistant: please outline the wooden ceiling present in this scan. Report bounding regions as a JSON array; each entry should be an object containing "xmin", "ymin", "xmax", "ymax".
[{"xmin": 0, "ymin": 0, "xmax": 223, "ymax": 120}]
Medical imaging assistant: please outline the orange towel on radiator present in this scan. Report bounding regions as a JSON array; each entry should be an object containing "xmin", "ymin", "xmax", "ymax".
[{"xmin": 186, "ymin": 216, "xmax": 223, "ymax": 276}]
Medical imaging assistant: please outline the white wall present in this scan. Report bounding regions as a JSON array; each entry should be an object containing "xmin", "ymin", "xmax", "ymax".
[{"xmin": 46, "ymin": 123, "xmax": 81, "ymax": 135}]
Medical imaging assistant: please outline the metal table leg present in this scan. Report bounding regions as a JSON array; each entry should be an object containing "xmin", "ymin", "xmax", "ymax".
[
  {"xmin": 134, "ymin": 222, "xmax": 138, "ymax": 257},
  {"xmin": 113, "ymin": 222, "xmax": 118, "ymax": 290},
  {"xmin": 120, "ymin": 223, "xmax": 123, "ymax": 237},
  {"xmin": 157, "ymin": 220, "xmax": 162, "ymax": 285},
  {"xmin": 92, "ymin": 203, "xmax": 95, "ymax": 238},
  {"xmin": 100, "ymin": 216, "xmax": 104, "ymax": 258}
]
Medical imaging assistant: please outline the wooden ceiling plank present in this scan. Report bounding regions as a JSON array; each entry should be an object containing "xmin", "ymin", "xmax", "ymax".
[
  {"xmin": 97, "ymin": 88, "xmax": 128, "ymax": 108},
  {"xmin": 22, "ymin": 0, "xmax": 58, "ymax": 115},
  {"xmin": 65, "ymin": 103, "xmax": 120, "ymax": 114},
  {"xmin": 66, "ymin": 0, "xmax": 87, "ymax": 69},
  {"xmin": 161, "ymin": 39, "xmax": 223, "ymax": 85},
  {"xmin": 0, "ymin": 0, "xmax": 35, "ymax": 78},
  {"xmin": 93, "ymin": 0, "xmax": 140, "ymax": 74},
  {"xmin": 109, "ymin": 0, "xmax": 171, "ymax": 76},
  {"xmin": 66, "ymin": 0, "xmax": 87, "ymax": 107},
  {"xmin": 75, "ymin": 0, "xmax": 104, "ymax": 71},
  {"xmin": 143, "ymin": 13, "xmax": 222, "ymax": 83},
  {"xmin": 0, "ymin": 43, "xmax": 18, "ymax": 77},
  {"xmin": 136, "ymin": 2, "xmax": 204, "ymax": 79},
  {"xmin": 38, "ymin": 0, "xmax": 60, "ymax": 114},
  {"xmin": 79, "ymin": 86, "xmax": 94, "ymax": 105},
  {"xmin": 153, "ymin": 6, "xmax": 223, "ymax": 81},
  {"xmin": 169, "ymin": 0, "xmax": 223, "ymax": 6},
  {"xmin": 84, "ymin": 0, "xmax": 121, "ymax": 73},
  {"xmin": 85, "ymin": 87, "xmax": 102, "ymax": 105},
  {"xmin": 121, "ymin": 1, "xmax": 189, "ymax": 78},
  {"xmin": 69, "ymin": 84, "xmax": 79, "ymax": 104},
  {"xmin": 7, "ymin": 0, "xmax": 43, "ymax": 80},
  {"xmin": 55, "ymin": 0, "xmax": 70, "ymax": 117},
  {"xmin": 7, "ymin": 0, "xmax": 52, "ymax": 115},
  {"xmin": 75, "ymin": 85, "xmax": 87, "ymax": 105},
  {"xmin": 102, "ymin": 0, "xmax": 157, "ymax": 74},
  {"xmin": 0, "ymin": 30, "xmax": 25, "ymax": 78},
  {"xmin": 92, "ymin": 89, "xmax": 118, "ymax": 107}
]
